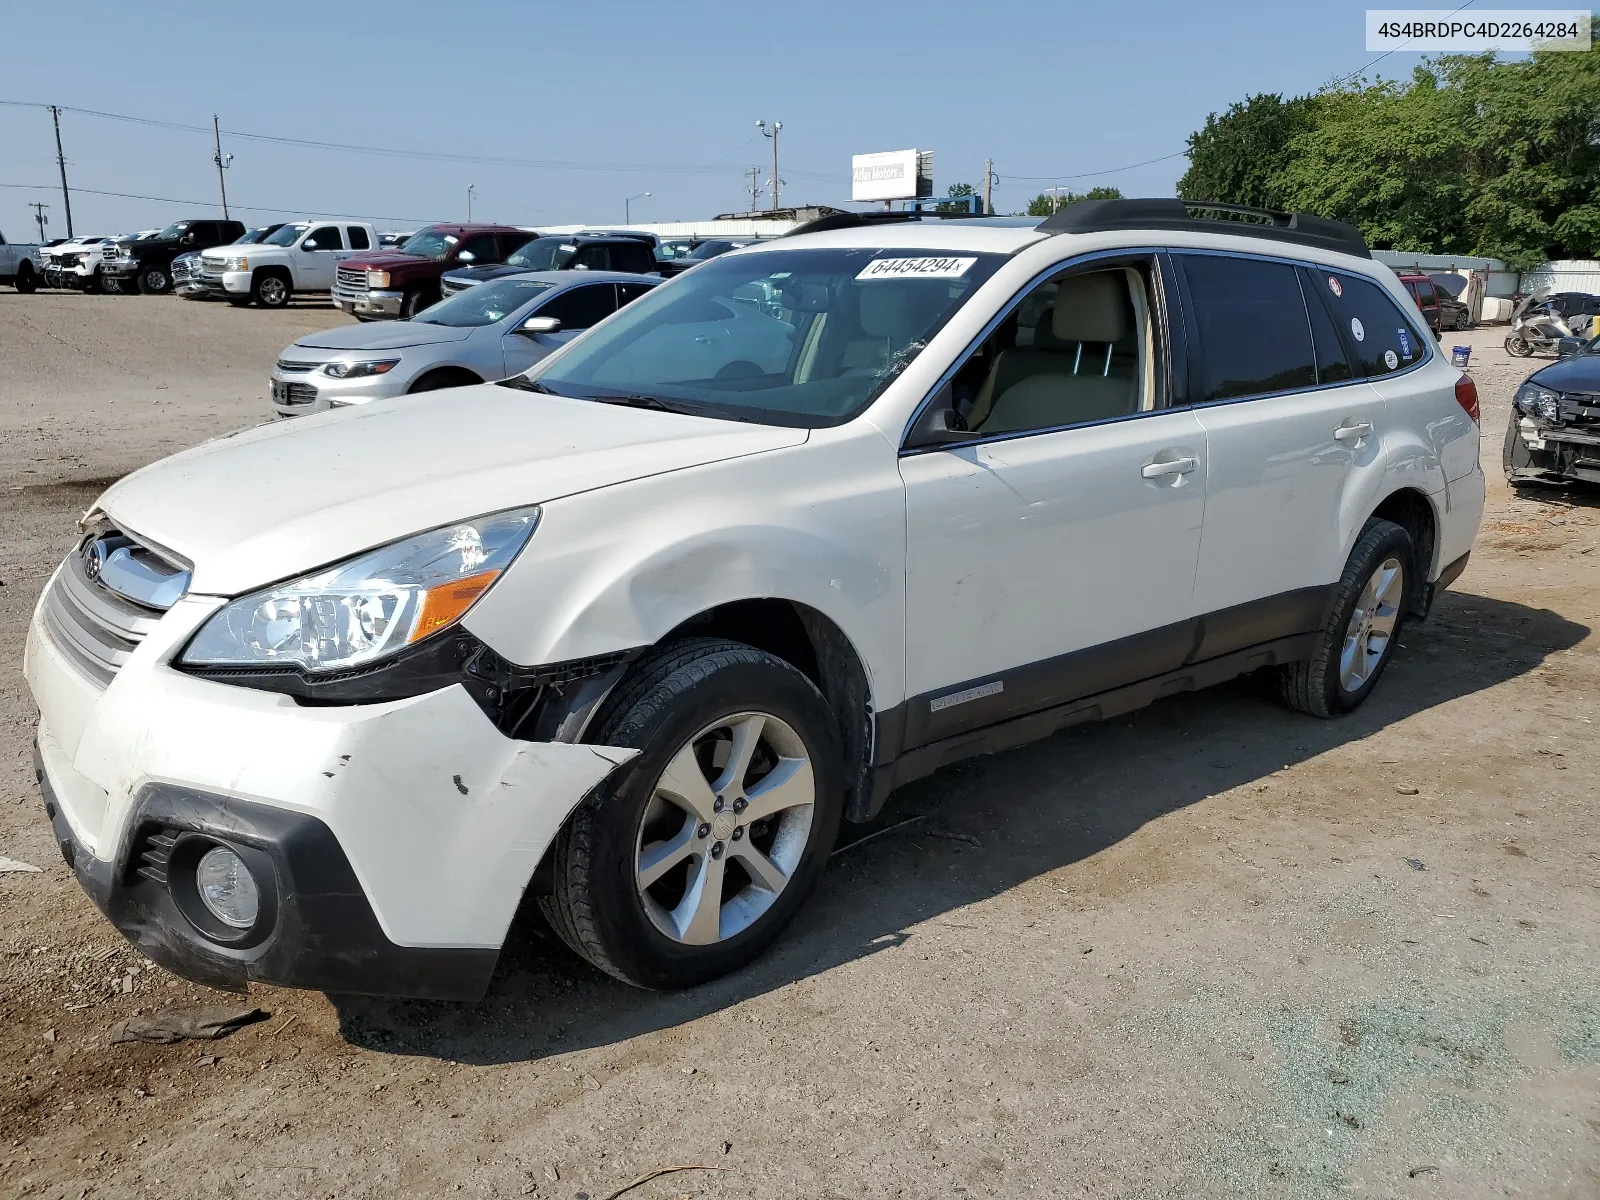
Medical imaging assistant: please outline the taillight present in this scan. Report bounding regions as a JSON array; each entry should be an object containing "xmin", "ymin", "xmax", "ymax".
[{"xmin": 1454, "ymin": 374, "xmax": 1479, "ymax": 423}]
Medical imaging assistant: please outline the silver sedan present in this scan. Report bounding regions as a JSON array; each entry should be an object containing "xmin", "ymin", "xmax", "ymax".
[{"xmin": 270, "ymin": 270, "xmax": 660, "ymax": 417}]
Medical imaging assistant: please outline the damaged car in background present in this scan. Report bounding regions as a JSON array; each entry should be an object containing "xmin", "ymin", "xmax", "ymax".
[{"xmin": 1505, "ymin": 332, "xmax": 1600, "ymax": 486}]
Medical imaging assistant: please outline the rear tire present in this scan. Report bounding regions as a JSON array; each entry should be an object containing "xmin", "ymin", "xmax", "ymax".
[
  {"xmin": 1278, "ymin": 519, "xmax": 1414, "ymax": 719},
  {"xmin": 14, "ymin": 263, "xmax": 37, "ymax": 293},
  {"xmin": 540, "ymin": 638, "xmax": 844, "ymax": 989}
]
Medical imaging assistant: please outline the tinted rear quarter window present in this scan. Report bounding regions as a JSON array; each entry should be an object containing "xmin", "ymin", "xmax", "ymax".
[
  {"xmin": 1319, "ymin": 271, "xmax": 1427, "ymax": 377},
  {"xmin": 1297, "ymin": 268, "xmax": 1355, "ymax": 385},
  {"xmin": 1180, "ymin": 254, "xmax": 1317, "ymax": 401}
]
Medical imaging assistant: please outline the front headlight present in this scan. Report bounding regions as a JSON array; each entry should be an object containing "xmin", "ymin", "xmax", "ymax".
[
  {"xmin": 180, "ymin": 507, "xmax": 540, "ymax": 672},
  {"xmin": 322, "ymin": 359, "xmax": 399, "ymax": 378},
  {"xmin": 367, "ymin": 269, "xmax": 391, "ymax": 288},
  {"xmin": 1515, "ymin": 384, "xmax": 1562, "ymax": 422},
  {"xmin": 224, "ymin": 256, "xmax": 248, "ymax": 271}
]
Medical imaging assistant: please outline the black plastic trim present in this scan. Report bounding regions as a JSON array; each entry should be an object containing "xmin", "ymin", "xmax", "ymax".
[
  {"xmin": 863, "ymin": 587, "xmax": 1334, "ymax": 819},
  {"xmin": 33, "ymin": 759, "xmax": 501, "ymax": 1001},
  {"xmin": 1038, "ymin": 199, "xmax": 1371, "ymax": 259},
  {"xmin": 1436, "ymin": 551, "xmax": 1470, "ymax": 592}
]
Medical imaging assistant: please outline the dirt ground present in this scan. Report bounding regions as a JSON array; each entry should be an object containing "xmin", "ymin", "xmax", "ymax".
[{"xmin": 2, "ymin": 292, "xmax": 1597, "ymax": 1200}]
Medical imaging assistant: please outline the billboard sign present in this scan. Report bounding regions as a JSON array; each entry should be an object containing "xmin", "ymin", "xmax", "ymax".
[{"xmin": 851, "ymin": 149, "xmax": 933, "ymax": 202}]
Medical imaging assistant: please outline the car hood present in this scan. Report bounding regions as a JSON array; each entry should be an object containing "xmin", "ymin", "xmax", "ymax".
[
  {"xmin": 95, "ymin": 385, "xmax": 808, "ymax": 594},
  {"xmin": 292, "ymin": 321, "xmax": 476, "ymax": 351},
  {"xmin": 444, "ymin": 264, "xmax": 521, "ymax": 283},
  {"xmin": 338, "ymin": 251, "xmax": 439, "ymax": 271},
  {"xmin": 1530, "ymin": 355, "xmax": 1600, "ymax": 395}
]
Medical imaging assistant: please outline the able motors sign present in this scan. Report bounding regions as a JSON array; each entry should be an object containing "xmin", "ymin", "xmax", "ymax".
[{"xmin": 851, "ymin": 149, "xmax": 935, "ymax": 203}]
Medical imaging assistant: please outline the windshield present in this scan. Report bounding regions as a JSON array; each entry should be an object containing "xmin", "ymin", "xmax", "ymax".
[
  {"xmin": 529, "ymin": 247, "xmax": 1003, "ymax": 427},
  {"xmin": 236, "ymin": 227, "xmax": 272, "ymax": 244},
  {"xmin": 398, "ymin": 228, "xmax": 461, "ymax": 259},
  {"xmin": 153, "ymin": 222, "xmax": 187, "ymax": 241},
  {"xmin": 264, "ymin": 223, "xmax": 310, "ymax": 247},
  {"xmin": 414, "ymin": 277, "xmax": 555, "ymax": 327},
  {"xmin": 505, "ymin": 239, "xmax": 575, "ymax": 271},
  {"xmin": 684, "ymin": 239, "xmax": 734, "ymax": 262}
]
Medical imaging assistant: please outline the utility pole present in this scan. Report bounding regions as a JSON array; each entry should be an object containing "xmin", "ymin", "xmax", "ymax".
[
  {"xmin": 982, "ymin": 159, "xmax": 996, "ymax": 215},
  {"xmin": 211, "ymin": 115, "xmax": 233, "ymax": 219},
  {"xmin": 30, "ymin": 202, "xmax": 49, "ymax": 243},
  {"xmin": 467, "ymin": 184, "xmax": 476, "ymax": 221},
  {"xmin": 744, "ymin": 166, "xmax": 763, "ymax": 212},
  {"xmin": 756, "ymin": 119, "xmax": 782, "ymax": 211},
  {"xmin": 1048, "ymin": 185, "xmax": 1064, "ymax": 213},
  {"xmin": 49, "ymin": 105, "xmax": 73, "ymax": 238}
]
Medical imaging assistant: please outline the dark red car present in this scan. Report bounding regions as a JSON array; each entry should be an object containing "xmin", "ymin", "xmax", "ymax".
[
  {"xmin": 331, "ymin": 224, "xmax": 536, "ymax": 320},
  {"xmin": 1396, "ymin": 272, "xmax": 1468, "ymax": 335}
]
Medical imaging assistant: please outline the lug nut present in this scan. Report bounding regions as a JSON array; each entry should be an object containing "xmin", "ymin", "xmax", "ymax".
[
  {"xmin": 713, "ymin": 797, "xmax": 724, "ymax": 813},
  {"xmin": 732, "ymin": 827, "xmax": 744, "ymax": 841},
  {"xmin": 732, "ymin": 798, "xmax": 747, "ymax": 814},
  {"xmin": 697, "ymin": 823, "xmax": 711, "ymax": 839},
  {"xmin": 711, "ymin": 842, "xmax": 725, "ymax": 859}
]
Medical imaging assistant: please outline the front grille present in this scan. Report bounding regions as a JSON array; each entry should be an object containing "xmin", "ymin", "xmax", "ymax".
[
  {"xmin": 280, "ymin": 382, "xmax": 318, "ymax": 406},
  {"xmin": 440, "ymin": 276, "xmax": 471, "ymax": 296},
  {"xmin": 336, "ymin": 267, "xmax": 368, "ymax": 291},
  {"xmin": 40, "ymin": 529, "xmax": 187, "ymax": 688},
  {"xmin": 275, "ymin": 359, "xmax": 318, "ymax": 374},
  {"xmin": 171, "ymin": 259, "xmax": 195, "ymax": 282}
]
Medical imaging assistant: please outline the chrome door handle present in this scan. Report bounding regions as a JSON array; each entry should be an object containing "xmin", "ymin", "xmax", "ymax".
[
  {"xmin": 1141, "ymin": 456, "xmax": 1198, "ymax": 479},
  {"xmin": 1334, "ymin": 420, "xmax": 1373, "ymax": 441}
]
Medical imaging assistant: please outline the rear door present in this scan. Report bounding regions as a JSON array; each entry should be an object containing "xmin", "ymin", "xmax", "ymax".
[{"xmin": 1179, "ymin": 252, "xmax": 1386, "ymax": 651}]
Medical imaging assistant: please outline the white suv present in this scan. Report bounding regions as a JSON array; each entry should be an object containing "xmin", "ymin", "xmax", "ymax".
[{"xmin": 24, "ymin": 200, "xmax": 1484, "ymax": 1000}]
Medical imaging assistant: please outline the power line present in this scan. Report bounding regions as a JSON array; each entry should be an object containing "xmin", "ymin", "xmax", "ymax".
[
  {"xmin": 0, "ymin": 181, "xmax": 438, "ymax": 225},
  {"xmin": 1003, "ymin": 150, "xmax": 1191, "ymax": 184}
]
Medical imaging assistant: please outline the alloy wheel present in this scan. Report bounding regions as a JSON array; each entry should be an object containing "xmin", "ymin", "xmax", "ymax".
[
  {"xmin": 259, "ymin": 277, "xmax": 288, "ymax": 306},
  {"xmin": 634, "ymin": 711, "xmax": 816, "ymax": 945},
  {"xmin": 143, "ymin": 268, "xmax": 169, "ymax": 293},
  {"xmin": 1339, "ymin": 556, "xmax": 1404, "ymax": 692}
]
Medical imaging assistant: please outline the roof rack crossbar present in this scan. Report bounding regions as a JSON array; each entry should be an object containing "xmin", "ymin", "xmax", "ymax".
[{"xmin": 1037, "ymin": 198, "xmax": 1370, "ymax": 258}]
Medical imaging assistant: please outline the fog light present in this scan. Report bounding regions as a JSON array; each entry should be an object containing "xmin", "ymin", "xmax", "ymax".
[{"xmin": 195, "ymin": 845, "xmax": 260, "ymax": 929}]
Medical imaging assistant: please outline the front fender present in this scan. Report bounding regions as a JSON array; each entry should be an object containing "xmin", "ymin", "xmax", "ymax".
[{"xmin": 462, "ymin": 430, "xmax": 908, "ymax": 710}]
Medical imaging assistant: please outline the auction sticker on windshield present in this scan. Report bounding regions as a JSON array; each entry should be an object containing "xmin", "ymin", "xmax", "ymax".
[{"xmin": 857, "ymin": 256, "xmax": 977, "ymax": 281}]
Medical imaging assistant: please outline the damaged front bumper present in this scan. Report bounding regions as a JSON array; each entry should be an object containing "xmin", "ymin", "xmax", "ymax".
[
  {"xmin": 1506, "ymin": 415, "xmax": 1600, "ymax": 485},
  {"xmin": 24, "ymin": 586, "xmax": 636, "ymax": 1000}
]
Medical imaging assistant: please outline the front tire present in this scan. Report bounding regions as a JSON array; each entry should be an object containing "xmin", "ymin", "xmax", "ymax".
[
  {"xmin": 1278, "ymin": 519, "xmax": 1413, "ymax": 718},
  {"xmin": 139, "ymin": 265, "xmax": 171, "ymax": 294},
  {"xmin": 252, "ymin": 272, "xmax": 291, "ymax": 308},
  {"xmin": 541, "ymin": 638, "xmax": 845, "ymax": 989},
  {"xmin": 14, "ymin": 263, "xmax": 37, "ymax": 293},
  {"xmin": 1506, "ymin": 335, "xmax": 1532, "ymax": 357},
  {"xmin": 400, "ymin": 288, "xmax": 432, "ymax": 319}
]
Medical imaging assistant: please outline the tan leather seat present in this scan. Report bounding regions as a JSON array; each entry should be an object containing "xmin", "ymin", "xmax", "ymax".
[
  {"xmin": 838, "ymin": 283, "xmax": 948, "ymax": 376},
  {"xmin": 969, "ymin": 272, "xmax": 1138, "ymax": 434}
]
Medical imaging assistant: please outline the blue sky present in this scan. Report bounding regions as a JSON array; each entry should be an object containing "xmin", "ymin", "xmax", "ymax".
[{"xmin": 0, "ymin": 0, "xmax": 1498, "ymax": 238}]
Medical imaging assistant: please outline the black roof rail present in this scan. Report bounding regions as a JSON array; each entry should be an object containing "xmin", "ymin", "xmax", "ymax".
[
  {"xmin": 783, "ymin": 210, "xmax": 1001, "ymax": 238},
  {"xmin": 1038, "ymin": 198, "xmax": 1370, "ymax": 259}
]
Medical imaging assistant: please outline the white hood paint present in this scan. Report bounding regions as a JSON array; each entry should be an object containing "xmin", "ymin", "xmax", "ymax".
[{"xmin": 97, "ymin": 385, "xmax": 807, "ymax": 595}]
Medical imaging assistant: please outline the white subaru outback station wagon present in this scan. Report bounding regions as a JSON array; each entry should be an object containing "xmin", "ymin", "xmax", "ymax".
[{"xmin": 26, "ymin": 200, "xmax": 1484, "ymax": 1000}]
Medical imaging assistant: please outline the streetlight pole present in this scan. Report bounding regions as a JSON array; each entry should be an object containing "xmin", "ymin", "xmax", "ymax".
[
  {"xmin": 467, "ymin": 185, "xmax": 476, "ymax": 221},
  {"xmin": 625, "ymin": 191, "xmax": 652, "ymax": 223},
  {"xmin": 211, "ymin": 115, "xmax": 233, "ymax": 219},
  {"xmin": 757, "ymin": 119, "xmax": 782, "ymax": 212}
]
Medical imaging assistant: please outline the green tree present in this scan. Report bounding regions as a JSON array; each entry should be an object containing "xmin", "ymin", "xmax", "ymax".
[
  {"xmin": 1022, "ymin": 185, "xmax": 1122, "ymax": 217},
  {"xmin": 1178, "ymin": 93, "xmax": 1322, "ymax": 209},
  {"xmin": 936, "ymin": 182, "xmax": 977, "ymax": 213}
]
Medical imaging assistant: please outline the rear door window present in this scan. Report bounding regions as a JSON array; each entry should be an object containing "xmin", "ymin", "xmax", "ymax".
[
  {"xmin": 1297, "ymin": 268, "xmax": 1356, "ymax": 385},
  {"xmin": 612, "ymin": 242, "xmax": 657, "ymax": 274},
  {"xmin": 617, "ymin": 282, "xmax": 656, "ymax": 306},
  {"xmin": 1317, "ymin": 271, "xmax": 1427, "ymax": 377},
  {"xmin": 347, "ymin": 226, "xmax": 371, "ymax": 250},
  {"xmin": 1178, "ymin": 254, "xmax": 1317, "ymax": 401}
]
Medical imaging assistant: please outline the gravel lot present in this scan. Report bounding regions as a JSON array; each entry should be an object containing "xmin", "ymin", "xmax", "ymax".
[{"xmin": 2, "ymin": 292, "xmax": 1598, "ymax": 1200}]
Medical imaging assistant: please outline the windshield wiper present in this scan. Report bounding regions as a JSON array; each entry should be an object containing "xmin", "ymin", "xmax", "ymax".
[
  {"xmin": 587, "ymin": 394, "xmax": 700, "ymax": 414},
  {"xmin": 498, "ymin": 376, "xmax": 564, "ymax": 394}
]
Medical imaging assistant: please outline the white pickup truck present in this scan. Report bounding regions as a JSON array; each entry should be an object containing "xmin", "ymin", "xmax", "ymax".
[
  {"xmin": 0, "ymin": 231, "xmax": 42, "ymax": 293},
  {"xmin": 195, "ymin": 220, "xmax": 380, "ymax": 308}
]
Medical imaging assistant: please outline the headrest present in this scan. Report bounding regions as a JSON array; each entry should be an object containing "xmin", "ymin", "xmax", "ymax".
[
  {"xmin": 1034, "ymin": 308, "xmax": 1070, "ymax": 350},
  {"xmin": 858, "ymin": 282, "xmax": 948, "ymax": 343},
  {"xmin": 1052, "ymin": 272, "xmax": 1130, "ymax": 344}
]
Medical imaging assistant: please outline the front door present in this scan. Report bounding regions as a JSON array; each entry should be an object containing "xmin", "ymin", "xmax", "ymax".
[
  {"xmin": 501, "ymin": 283, "xmax": 619, "ymax": 376},
  {"xmin": 899, "ymin": 259, "xmax": 1206, "ymax": 750},
  {"xmin": 301, "ymin": 225, "xmax": 346, "ymax": 290}
]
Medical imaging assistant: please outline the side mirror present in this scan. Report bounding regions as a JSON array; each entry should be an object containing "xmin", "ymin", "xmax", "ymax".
[
  {"xmin": 301, "ymin": 240, "xmax": 318, "ymax": 251},
  {"xmin": 180, "ymin": 233, "xmax": 195, "ymax": 245},
  {"xmin": 1557, "ymin": 337, "xmax": 1583, "ymax": 358},
  {"xmin": 903, "ymin": 385, "xmax": 971, "ymax": 450},
  {"xmin": 518, "ymin": 315, "xmax": 561, "ymax": 336},
  {"xmin": 456, "ymin": 251, "xmax": 476, "ymax": 263}
]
